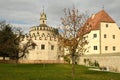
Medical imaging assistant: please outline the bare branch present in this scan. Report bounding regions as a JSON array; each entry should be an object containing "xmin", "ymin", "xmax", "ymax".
[{"xmin": 59, "ymin": 7, "xmax": 89, "ymax": 80}]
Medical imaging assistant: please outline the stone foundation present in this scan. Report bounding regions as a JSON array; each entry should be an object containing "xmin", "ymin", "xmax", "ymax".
[{"xmin": 19, "ymin": 60, "xmax": 66, "ymax": 64}]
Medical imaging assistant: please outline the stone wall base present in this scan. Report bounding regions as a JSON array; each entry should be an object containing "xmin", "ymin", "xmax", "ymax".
[
  {"xmin": 19, "ymin": 60, "xmax": 66, "ymax": 64},
  {"xmin": 78, "ymin": 54, "xmax": 120, "ymax": 72}
]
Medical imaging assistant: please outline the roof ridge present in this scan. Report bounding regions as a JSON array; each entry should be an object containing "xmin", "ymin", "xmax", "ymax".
[{"xmin": 95, "ymin": 10, "xmax": 115, "ymax": 23}]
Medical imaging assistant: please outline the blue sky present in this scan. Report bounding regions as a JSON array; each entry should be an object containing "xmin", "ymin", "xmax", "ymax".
[{"xmin": 0, "ymin": 0, "xmax": 120, "ymax": 33}]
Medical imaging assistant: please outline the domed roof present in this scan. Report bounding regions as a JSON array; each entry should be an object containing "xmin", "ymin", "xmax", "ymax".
[{"xmin": 39, "ymin": 24, "xmax": 48, "ymax": 27}]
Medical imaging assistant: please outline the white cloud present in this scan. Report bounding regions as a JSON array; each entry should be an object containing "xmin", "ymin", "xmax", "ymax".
[
  {"xmin": 11, "ymin": 23, "xmax": 34, "ymax": 33},
  {"xmin": 0, "ymin": 0, "xmax": 120, "ymax": 33}
]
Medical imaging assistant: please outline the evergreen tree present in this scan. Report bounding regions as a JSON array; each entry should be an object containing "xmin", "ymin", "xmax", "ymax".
[
  {"xmin": 0, "ymin": 21, "xmax": 16, "ymax": 61},
  {"xmin": 0, "ymin": 21, "xmax": 36, "ymax": 63}
]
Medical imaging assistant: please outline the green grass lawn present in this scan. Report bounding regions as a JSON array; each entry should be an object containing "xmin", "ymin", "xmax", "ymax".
[{"xmin": 0, "ymin": 64, "xmax": 120, "ymax": 80}]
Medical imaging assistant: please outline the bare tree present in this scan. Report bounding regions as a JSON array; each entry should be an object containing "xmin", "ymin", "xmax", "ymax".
[
  {"xmin": 59, "ymin": 7, "xmax": 88, "ymax": 80},
  {"xmin": 11, "ymin": 28, "xmax": 36, "ymax": 63}
]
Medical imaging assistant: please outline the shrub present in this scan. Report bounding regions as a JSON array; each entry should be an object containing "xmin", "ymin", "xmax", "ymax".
[{"xmin": 64, "ymin": 56, "xmax": 70, "ymax": 64}]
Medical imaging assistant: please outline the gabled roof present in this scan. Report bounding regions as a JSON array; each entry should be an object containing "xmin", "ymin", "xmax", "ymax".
[{"xmin": 78, "ymin": 10, "xmax": 115, "ymax": 36}]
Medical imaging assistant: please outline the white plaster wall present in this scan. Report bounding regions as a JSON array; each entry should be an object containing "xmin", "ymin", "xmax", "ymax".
[
  {"xmin": 20, "ymin": 27, "xmax": 60, "ymax": 61},
  {"xmin": 100, "ymin": 22, "xmax": 120, "ymax": 54},
  {"xmin": 83, "ymin": 30, "xmax": 100, "ymax": 55}
]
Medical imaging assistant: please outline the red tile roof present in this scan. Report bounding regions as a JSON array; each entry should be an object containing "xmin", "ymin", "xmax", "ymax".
[{"xmin": 77, "ymin": 10, "xmax": 115, "ymax": 37}]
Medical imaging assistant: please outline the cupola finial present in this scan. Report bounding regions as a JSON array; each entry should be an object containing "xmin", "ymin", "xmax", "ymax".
[
  {"xmin": 43, "ymin": 5, "xmax": 44, "ymax": 13},
  {"xmin": 40, "ymin": 6, "xmax": 47, "ymax": 24}
]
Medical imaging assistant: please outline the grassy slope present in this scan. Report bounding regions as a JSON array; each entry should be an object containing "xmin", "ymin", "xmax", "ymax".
[{"xmin": 0, "ymin": 64, "xmax": 120, "ymax": 80}]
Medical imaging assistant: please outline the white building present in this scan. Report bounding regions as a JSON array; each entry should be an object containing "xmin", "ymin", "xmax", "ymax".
[
  {"xmin": 20, "ymin": 11, "xmax": 62, "ymax": 62},
  {"xmin": 78, "ymin": 10, "xmax": 120, "ymax": 55}
]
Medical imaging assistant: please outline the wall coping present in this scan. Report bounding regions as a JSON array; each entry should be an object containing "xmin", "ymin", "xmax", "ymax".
[{"xmin": 82, "ymin": 53, "xmax": 120, "ymax": 57}]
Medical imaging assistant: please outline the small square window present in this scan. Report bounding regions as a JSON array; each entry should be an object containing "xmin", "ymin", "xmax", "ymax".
[
  {"xmin": 104, "ymin": 34, "xmax": 107, "ymax": 38},
  {"xmin": 94, "ymin": 46, "xmax": 97, "ymax": 50},
  {"xmin": 105, "ymin": 46, "xmax": 108, "ymax": 51},
  {"xmin": 41, "ymin": 44, "xmax": 45, "ymax": 50},
  {"xmin": 106, "ymin": 24, "xmax": 108, "ymax": 27},
  {"xmin": 113, "ymin": 46, "xmax": 116, "ymax": 51},
  {"xmin": 51, "ymin": 45, "xmax": 54, "ymax": 50},
  {"xmin": 113, "ymin": 35, "xmax": 115, "ymax": 39},
  {"xmin": 93, "ymin": 34, "xmax": 97, "ymax": 38}
]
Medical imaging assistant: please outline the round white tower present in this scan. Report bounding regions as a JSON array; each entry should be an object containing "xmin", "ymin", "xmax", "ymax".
[{"xmin": 21, "ymin": 10, "xmax": 62, "ymax": 62}]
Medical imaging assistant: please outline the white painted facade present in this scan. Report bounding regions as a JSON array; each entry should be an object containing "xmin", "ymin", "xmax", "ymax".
[
  {"xmin": 84, "ymin": 22, "xmax": 120, "ymax": 55},
  {"xmin": 100, "ymin": 22, "xmax": 120, "ymax": 54},
  {"xmin": 83, "ymin": 30, "xmax": 100, "ymax": 55},
  {"xmin": 79, "ymin": 10, "xmax": 120, "ymax": 55}
]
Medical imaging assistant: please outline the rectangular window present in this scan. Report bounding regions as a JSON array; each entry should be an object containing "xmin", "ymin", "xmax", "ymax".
[
  {"xmin": 104, "ymin": 34, "xmax": 107, "ymax": 38},
  {"xmin": 106, "ymin": 24, "xmax": 108, "ymax": 27},
  {"xmin": 113, "ymin": 35, "xmax": 115, "ymax": 39},
  {"xmin": 105, "ymin": 46, "xmax": 108, "ymax": 51},
  {"xmin": 41, "ymin": 44, "xmax": 45, "ymax": 50},
  {"xmin": 93, "ymin": 34, "xmax": 97, "ymax": 38},
  {"xmin": 51, "ymin": 45, "xmax": 54, "ymax": 50},
  {"xmin": 94, "ymin": 46, "xmax": 97, "ymax": 50},
  {"xmin": 113, "ymin": 46, "xmax": 116, "ymax": 51}
]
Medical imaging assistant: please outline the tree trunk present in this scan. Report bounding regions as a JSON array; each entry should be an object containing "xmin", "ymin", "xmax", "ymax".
[
  {"xmin": 15, "ymin": 58, "xmax": 18, "ymax": 64},
  {"xmin": 3, "ymin": 56, "xmax": 5, "ymax": 62},
  {"xmin": 71, "ymin": 51, "xmax": 75, "ymax": 80},
  {"xmin": 15, "ymin": 53, "xmax": 19, "ymax": 64},
  {"xmin": 72, "ymin": 58, "xmax": 75, "ymax": 80}
]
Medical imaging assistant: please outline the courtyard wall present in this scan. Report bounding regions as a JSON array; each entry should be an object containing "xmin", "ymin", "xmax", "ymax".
[{"xmin": 78, "ymin": 53, "xmax": 120, "ymax": 72}]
